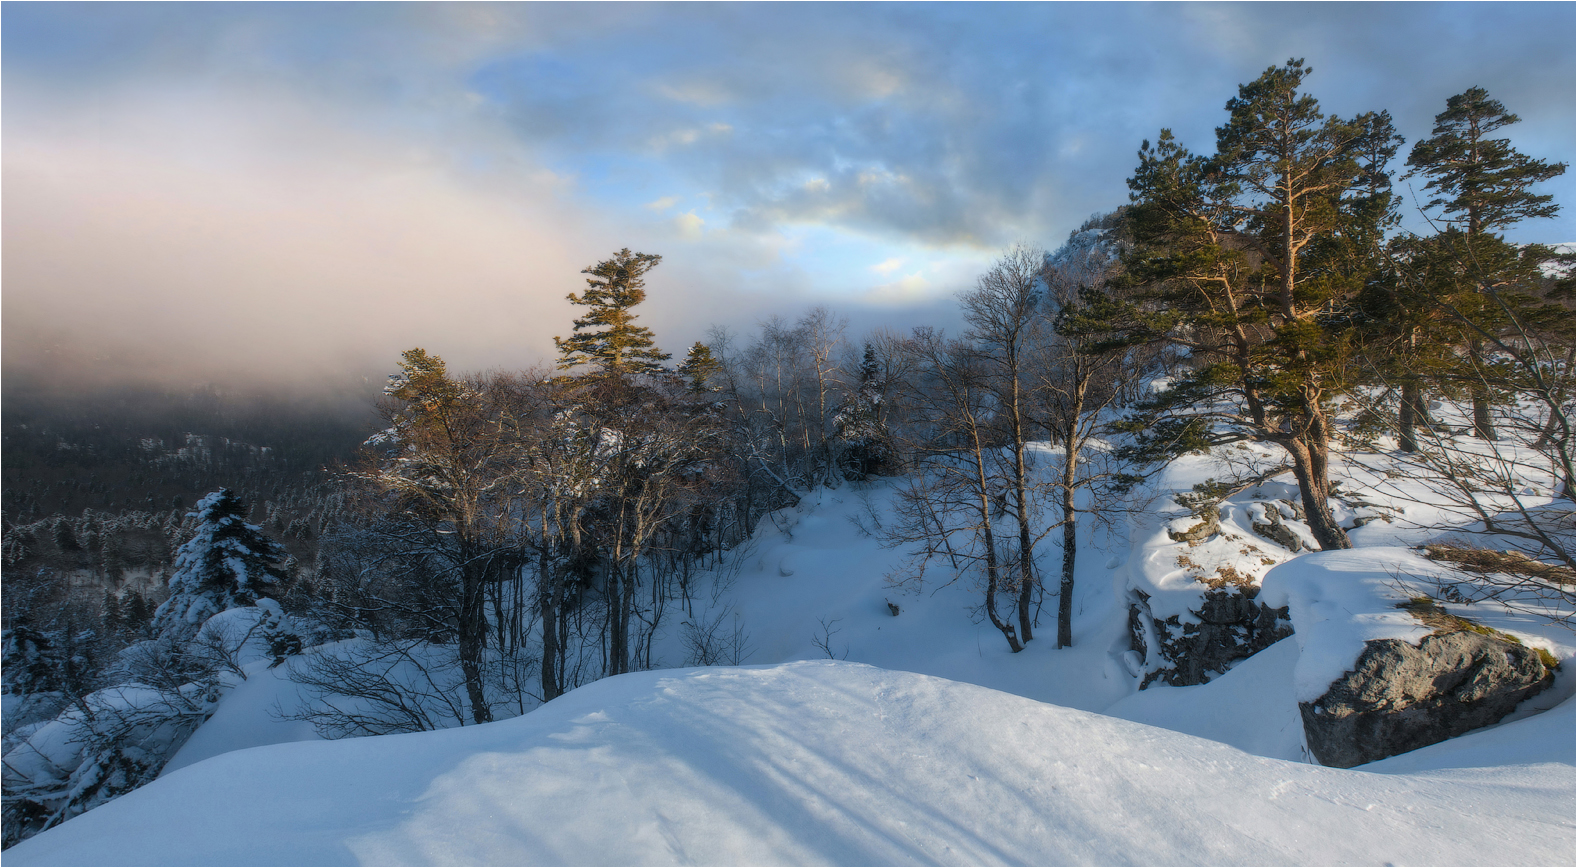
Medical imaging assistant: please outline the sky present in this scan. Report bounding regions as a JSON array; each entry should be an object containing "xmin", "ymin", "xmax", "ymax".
[{"xmin": 4, "ymin": 2, "xmax": 1574, "ymax": 393}]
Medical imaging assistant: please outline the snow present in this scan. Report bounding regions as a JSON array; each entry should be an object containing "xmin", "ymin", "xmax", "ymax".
[
  {"xmin": 1105, "ymin": 636, "xmax": 1307, "ymax": 761},
  {"xmin": 8, "ymin": 662, "xmax": 1573, "ymax": 867},
  {"xmin": 8, "ymin": 429, "xmax": 1574, "ymax": 863},
  {"xmin": 1259, "ymin": 549, "xmax": 1437, "ymax": 701},
  {"xmin": 159, "ymin": 661, "xmax": 317, "ymax": 776}
]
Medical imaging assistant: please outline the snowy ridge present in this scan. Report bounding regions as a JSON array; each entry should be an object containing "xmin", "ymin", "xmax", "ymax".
[{"xmin": 7, "ymin": 662, "xmax": 1573, "ymax": 867}]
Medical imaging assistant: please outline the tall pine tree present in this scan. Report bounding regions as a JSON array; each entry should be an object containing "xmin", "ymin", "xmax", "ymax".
[
  {"xmin": 1118, "ymin": 60, "xmax": 1400, "ymax": 551},
  {"xmin": 1404, "ymin": 87, "xmax": 1569, "ymax": 441},
  {"xmin": 1408, "ymin": 87, "xmax": 1567, "ymax": 237}
]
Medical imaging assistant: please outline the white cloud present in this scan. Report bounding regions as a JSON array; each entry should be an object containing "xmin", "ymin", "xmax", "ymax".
[
  {"xmin": 871, "ymin": 257, "xmax": 904, "ymax": 275},
  {"xmin": 675, "ymin": 210, "xmax": 706, "ymax": 238},
  {"xmin": 865, "ymin": 271, "xmax": 934, "ymax": 305},
  {"xmin": 646, "ymin": 195, "xmax": 681, "ymax": 210},
  {"xmin": 654, "ymin": 80, "xmax": 735, "ymax": 107}
]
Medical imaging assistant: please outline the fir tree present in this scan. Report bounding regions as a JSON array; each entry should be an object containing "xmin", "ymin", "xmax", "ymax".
[
  {"xmin": 1407, "ymin": 87, "xmax": 1567, "ymax": 237},
  {"xmin": 151, "ymin": 489, "xmax": 288, "ymax": 641},
  {"xmin": 677, "ymin": 342, "xmax": 722, "ymax": 393},
  {"xmin": 555, "ymin": 249, "xmax": 671, "ymax": 376}
]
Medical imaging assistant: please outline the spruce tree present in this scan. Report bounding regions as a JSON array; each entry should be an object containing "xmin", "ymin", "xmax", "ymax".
[
  {"xmin": 677, "ymin": 341, "xmax": 722, "ymax": 393},
  {"xmin": 151, "ymin": 488, "xmax": 288, "ymax": 641},
  {"xmin": 555, "ymin": 249, "xmax": 671, "ymax": 376}
]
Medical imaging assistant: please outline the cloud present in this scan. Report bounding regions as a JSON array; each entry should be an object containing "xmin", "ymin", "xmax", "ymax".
[
  {"xmin": 1, "ymin": 91, "xmax": 614, "ymax": 389},
  {"xmin": 3, "ymin": 1, "xmax": 1572, "ymax": 397},
  {"xmin": 675, "ymin": 211, "xmax": 706, "ymax": 239},
  {"xmin": 866, "ymin": 271, "xmax": 934, "ymax": 306}
]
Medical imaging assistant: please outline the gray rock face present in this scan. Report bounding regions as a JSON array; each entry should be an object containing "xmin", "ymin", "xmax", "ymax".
[
  {"xmin": 1130, "ymin": 587, "xmax": 1293, "ymax": 688},
  {"xmin": 1300, "ymin": 631, "xmax": 1555, "ymax": 768}
]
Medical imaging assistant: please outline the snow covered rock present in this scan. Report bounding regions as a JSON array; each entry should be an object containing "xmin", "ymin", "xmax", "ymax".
[
  {"xmin": 1260, "ymin": 548, "xmax": 1570, "ymax": 769},
  {"xmin": 1301, "ymin": 630, "xmax": 1555, "ymax": 768},
  {"xmin": 1130, "ymin": 587, "xmax": 1292, "ymax": 687},
  {"xmin": 1248, "ymin": 500, "xmax": 1305, "ymax": 553}
]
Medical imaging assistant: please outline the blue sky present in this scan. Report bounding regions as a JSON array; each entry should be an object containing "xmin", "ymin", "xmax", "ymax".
[{"xmin": 4, "ymin": 2, "xmax": 1573, "ymax": 388}]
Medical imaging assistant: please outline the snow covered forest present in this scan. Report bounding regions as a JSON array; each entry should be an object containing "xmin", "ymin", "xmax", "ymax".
[{"xmin": 3, "ymin": 64, "xmax": 1574, "ymax": 864}]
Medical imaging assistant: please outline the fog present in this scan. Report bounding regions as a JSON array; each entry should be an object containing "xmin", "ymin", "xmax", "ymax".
[{"xmin": 4, "ymin": 3, "xmax": 1572, "ymax": 408}]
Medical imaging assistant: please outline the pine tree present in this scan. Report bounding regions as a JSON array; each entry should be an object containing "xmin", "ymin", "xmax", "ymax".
[
  {"xmin": 52, "ymin": 518, "xmax": 80, "ymax": 552},
  {"xmin": 1404, "ymin": 87, "xmax": 1569, "ymax": 441},
  {"xmin": 1118, "ymin": 59, "xmax": 1401, "ymax": 551},
  {"xmin": 151, "ymin": 489, "xmax": 288, "ymax": 642},
  {"xmin": 1408, "ymin": 87, "xmax": 1567, "ymax": 237},
  {"xmin": 554, "ymin": 249, "xmax": 671, "ymax": 376}
]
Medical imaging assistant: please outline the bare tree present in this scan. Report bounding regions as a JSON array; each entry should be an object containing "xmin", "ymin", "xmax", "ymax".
[
  {"xmin": 960, "ymin": 245, "xmax": 1055, "ymax": 644},
  {"xmin": 1036, "ymin": 235, "xmax": 1154, "ymax": 647},
  {"xmin": 886, "ymin": 328, "xmax": 1027, "ymax": 652}
]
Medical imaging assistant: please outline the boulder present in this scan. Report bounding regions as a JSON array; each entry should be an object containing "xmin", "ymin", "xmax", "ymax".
[
  {"xmin": 1300, "ymin": 630, "xmax": 1555, "ymax": 768},
  {"xmin": 1130, "ymin": 587, "xmax": 1293, "ymax": 688}
]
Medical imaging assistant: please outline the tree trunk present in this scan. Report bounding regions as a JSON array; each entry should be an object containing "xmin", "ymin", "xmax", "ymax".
[
  {"xmin": 458, "ymin": 541, "xmax": 492, "ymax": 724},
  {"xmin": 1398, "ymin": 380, "xmax": 1425, "ymax": 453},
  {"xmin": 607, "ymin": 561, "xmax": 627, "ymax": 677},
  {"xmin": 1283, "ymin": 439, "xmax": 1352, "ymax": 551},
  {"xmin": 1056, "ymin": 484, "xmax": 1076, "ymax": 649},
  {"xmin": 539, "ymin": 543, "xmax": 562, "ymax": 702},
  {"xmin": 971, "ymin": 432, "xmax": 1022, "ymax": 653},
  {"xmin": 1013, "ymin": 444, "xmax": 1035, "ymax": 644},
  {"xmin": 1469, "ymin": 339, "xmax": 1497, "ymax": 441},
  {"xmin": 1471, "ymin": 388, "xmax": 1497, "ymax": 441}
]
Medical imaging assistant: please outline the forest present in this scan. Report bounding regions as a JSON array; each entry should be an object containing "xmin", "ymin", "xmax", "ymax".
[{"xmin": 2, "ymin": 62, "xmax": 1572, "ymax": 850}]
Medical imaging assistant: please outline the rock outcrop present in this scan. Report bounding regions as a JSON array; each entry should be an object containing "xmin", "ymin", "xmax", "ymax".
[
  {"xmin": 1130, "ymin": 587, "xmax": 1293, "ymax": 688},
  {"xmin": 1300, "ymin": 630, "xmax": 1555, "ymax": 768},
  {"xmin": 1249, "ymin": 502, "xmax": 1305, "ymax": 553}
]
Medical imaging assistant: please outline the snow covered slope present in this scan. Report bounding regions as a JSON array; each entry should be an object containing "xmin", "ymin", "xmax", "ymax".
[{"xmin": 8, "ymin": 661, "xmax": 1572, "ymax": 866}]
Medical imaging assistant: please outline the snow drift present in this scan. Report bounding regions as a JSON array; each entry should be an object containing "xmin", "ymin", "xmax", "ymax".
[{"xmin": 8, "ymin": 661, "xmax": 1572, "ymax": 866}]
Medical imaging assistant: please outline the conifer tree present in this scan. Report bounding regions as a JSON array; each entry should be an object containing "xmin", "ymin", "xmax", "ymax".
[
  {"xmin": 555, "ymin": 249, "xmax": 671, "ymax": 376},
  {"xmin": 1118, "ymin": 59, "xmax": 1401, "ymax": 551},
  {"xmin": 677, "ymin": 341, "xmax": 722, "ymax": 393},
  {"xmin": 1404, "ymin": 87, "xmax": 1569, "ymax": 441},
  {"xmin": 151, "ymin": 489, "xmax": 288, "ymax": 642},
  {"xmin": 832, "ymin": 344, "xmax": 892, "ymax": 479},
  {"xmin": 1408, "ymin": 87, "xmax": 1567, "ymax": 237}
]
